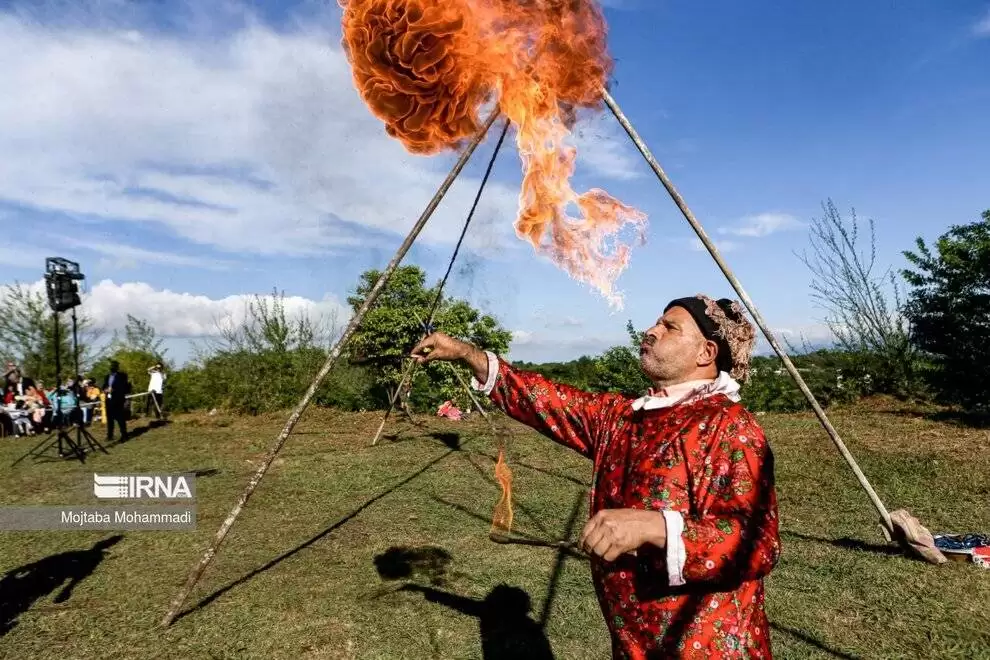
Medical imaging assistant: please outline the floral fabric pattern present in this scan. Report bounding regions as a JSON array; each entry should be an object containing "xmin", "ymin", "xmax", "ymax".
[{"xmin": 487, "ymin": 358, "xmax": 781, "ymax": 659}]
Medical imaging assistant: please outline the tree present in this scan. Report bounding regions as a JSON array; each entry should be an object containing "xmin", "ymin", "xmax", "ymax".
[
  {"xmin": 201, "ymin": 289, "xmax": 340, "ymax": 413},
  {"xmin": 346, "ymin": 265, "xmax": 512, "ymax": 409},
  {"xmin": 797, "ymin": 199, "xmax": 923, "ymax": 398},
  {"xmin": 591, "ymin": 320, "xmax": 651, "ymax": 395},
  {"xmin": 92, "ymin": 315, "xmax": 171, "ymax": 399},
  {"xmin": 902, "ymin": 210, "xmax": 990, "ymax": 412},
  {"xmin": 0, "ymin": 283, "xmax": 102, "ymax": 383},
  {"xmin": 110, "ymin": 315, "xmax": 166, "ymax": 358}
]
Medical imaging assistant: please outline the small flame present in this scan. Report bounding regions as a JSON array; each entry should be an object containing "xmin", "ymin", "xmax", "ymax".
[
  {"xmin": 339, "ymin": 0, "xmax": 647, "ymax": 307},
  {"xmin": 491, "ymin": 447, "xmax": 513, "ymax": 535}
]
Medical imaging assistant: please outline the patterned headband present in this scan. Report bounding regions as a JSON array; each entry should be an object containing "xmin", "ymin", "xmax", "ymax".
[{"xmin": 663, "ymin": 294, "xmax": 756, "ymax": 383}]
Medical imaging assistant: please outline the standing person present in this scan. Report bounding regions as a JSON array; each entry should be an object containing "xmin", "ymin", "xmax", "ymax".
[
  {"xmin": 411, "ymin": 294, "xmax": 781, "ymax": 659},
  {"xmin": 102, "ymin": 361, "xmax": 130, "ymax": 442},
  {"xmin": 146, "ymin": 363, "xmax": 166, "ymax": 419}
]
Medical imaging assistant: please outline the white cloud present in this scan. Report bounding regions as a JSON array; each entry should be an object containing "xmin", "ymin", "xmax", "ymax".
[
  {"xmin": 0, "ymin": 278, "xmax": 350, "ymax": 340},
  {"xmin": 0, "ymin": 4, "xmax": 637, "ymax": 262},
  {"xmin": 719, "ymin": 213, "xmax": 804, "ymax": 238},
  {"xmin": 973, "ymin": 9, "xmax": 990, "ymax": 37},
  {"xmin": 85, "ymin": 280, "xmax": 350, "ymax": 339}
]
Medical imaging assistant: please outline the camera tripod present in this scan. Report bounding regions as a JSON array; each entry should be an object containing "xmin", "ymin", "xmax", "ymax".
[{"xmin": 11, "ymin": 410, "xmax": 107, "ymax": 466}]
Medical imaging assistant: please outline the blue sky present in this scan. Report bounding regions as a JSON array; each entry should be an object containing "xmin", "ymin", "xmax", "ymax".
[{"xmin": 1, "ymin": 0, "xmax": 988, "ymax": 364}]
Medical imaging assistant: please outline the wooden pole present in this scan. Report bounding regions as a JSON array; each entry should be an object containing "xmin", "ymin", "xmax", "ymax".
[
  {"xmin": 599, "ymin": 87, "xmax": 893, "ymax": 535},
  {"xmin": 160, "ymin": 109, "xmax": 501, "ymax": 628}
]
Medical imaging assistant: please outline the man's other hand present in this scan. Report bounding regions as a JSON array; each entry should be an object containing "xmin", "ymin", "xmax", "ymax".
[{"xmin": 579, "ymin": 509, "xmax": 668, "ymax": 561}]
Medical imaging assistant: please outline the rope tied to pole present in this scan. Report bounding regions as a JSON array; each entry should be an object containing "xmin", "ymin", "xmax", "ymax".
[{"xmin": 371, "ymin": 117, "xmax": 511, "ymax": 445}]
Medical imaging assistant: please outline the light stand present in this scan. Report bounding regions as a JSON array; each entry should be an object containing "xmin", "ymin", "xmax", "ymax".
[{"xmin": 11, "ymin": 258, "xmax": 107, "ymax": 466}]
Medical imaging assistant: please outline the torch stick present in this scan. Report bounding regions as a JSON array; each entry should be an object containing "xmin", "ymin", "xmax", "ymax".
[
  {"xmin": 599, "ymin": 87, "xmax": 894, "ymax": 535},
  {"xmin": 489, "ymin": 532, "xmax": 587, "ymax": 557},
  {"xmin": 160, "ymin": 109, "xmax": 502, "ymax": 628}
]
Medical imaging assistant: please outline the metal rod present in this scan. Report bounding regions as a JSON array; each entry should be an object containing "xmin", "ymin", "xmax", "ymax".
[
  {"xmin": 71, "ymin": 307, "xmax": 80, "ymax": 381},
  {"xmin": 489, "ymin": 532, "xmax": 586, "ymax": 556},
  {"xmin": 600, "ymin": 87, "xmax": 893, "ymax": 534},
  {"xmin": 160, "ymin": 108, "xmax": 502, "ymax": 628}
]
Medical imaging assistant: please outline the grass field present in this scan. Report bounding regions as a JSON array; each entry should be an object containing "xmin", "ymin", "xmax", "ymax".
[{"xmin": 1, "ymin": 400, "xmax": 989, "ymax": 659}]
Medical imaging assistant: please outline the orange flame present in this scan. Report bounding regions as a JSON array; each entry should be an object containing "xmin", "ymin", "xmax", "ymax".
[
  {"xmin": 339, "ymin": 0, "xmax": 647, "ymax": 306},
  {"xmin": 491, "ymin": 447, "xmax": 514, "ymax": 535}
]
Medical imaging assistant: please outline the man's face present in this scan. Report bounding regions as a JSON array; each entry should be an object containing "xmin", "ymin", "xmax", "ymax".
[{"xmin": 639, "ymin": 306, "xmax": 715, "ymax": 384}]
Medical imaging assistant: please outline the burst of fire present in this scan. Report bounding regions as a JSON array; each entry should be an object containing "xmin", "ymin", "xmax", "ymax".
[
  {"xmin": 491, "ymin": 447, "xmax": 514, "ymax": 535},
  {"xmin": 339, "ymin": 0, "xmax": 647, "ymax": 307}
]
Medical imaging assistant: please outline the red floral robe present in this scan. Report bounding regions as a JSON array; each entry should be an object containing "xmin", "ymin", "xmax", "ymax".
[{"xmin": 482, "ymin": 357, "xmax": 781, "ymax": 659}]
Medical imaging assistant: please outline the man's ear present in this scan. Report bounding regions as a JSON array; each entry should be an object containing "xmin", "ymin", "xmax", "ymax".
[{"xmin": 697, "ymin": 339, "xmax": 719, "ymax": 367}]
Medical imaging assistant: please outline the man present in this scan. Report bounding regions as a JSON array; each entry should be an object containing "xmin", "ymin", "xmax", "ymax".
[
  {"xmin": 146, "ymin": 362, "xmax": 166, "ymax": 419},
  {"xmin": 411, "ymin": 294, "xmax": 781, "ymax": 659},
  {"xmin": 102, "ymin": 361, "xmax": 131, "ymax": 442}
]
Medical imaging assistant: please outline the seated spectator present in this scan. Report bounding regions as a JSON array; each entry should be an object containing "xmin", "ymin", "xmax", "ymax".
[
  {"xmin": 52, "ymin": 380, "xmax": 80, "ymax": 427},
  {"xmin": 24, "ymin": 385, "xmax": 50, "ymax": 433}
]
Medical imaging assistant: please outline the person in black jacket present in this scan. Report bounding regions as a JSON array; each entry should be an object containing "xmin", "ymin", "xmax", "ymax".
[{"xmin": 101, "ymin": 361, "xmax": 130, "ymax": 442}]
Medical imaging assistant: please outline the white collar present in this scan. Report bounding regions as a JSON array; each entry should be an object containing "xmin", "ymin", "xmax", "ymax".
[{"xmin": 631, "ymin": 371, "xmax": 741, "ymax": 411}]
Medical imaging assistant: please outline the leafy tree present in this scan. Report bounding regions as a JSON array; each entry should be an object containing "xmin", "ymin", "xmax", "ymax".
[
  {"xmin": 91, "ymin": 316, "xmax": 171, "ymax": 400},
  {"xmin": 110, "ymin": 315, "xmax": 166, "ymax": 358},
  {"xmin": 198, "ymin": 289, "xmax": 340, "ymax": 414},
  {"xmin": 591, "ymin": 321, "xmax": 651, "ymax": 395},
  {"xmin": 797, "ymin": 199, "xmax": 923, "ymax": 398},
  {"xmin": 902, "ymin": 210, "xmax": 990, "ymax": 412},
  {"xmin": 346, "ymin": 265, "xmax": 512, "ymax": 409},
  {"xmin": 0, "ymin": 282, "xmax": 102, "ymax": 384},
  {"xmin": 511, "ymin": 355, "xmax": 599, "ymax": 389}
]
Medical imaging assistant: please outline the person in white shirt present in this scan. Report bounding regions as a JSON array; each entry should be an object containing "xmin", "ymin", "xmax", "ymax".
[{"xmin": 146, "ymin": 363, "xmax": 166, "ymax": 419}]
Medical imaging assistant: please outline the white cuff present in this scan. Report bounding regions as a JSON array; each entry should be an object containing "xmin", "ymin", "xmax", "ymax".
[
  {"xmin": 469, "ymin": 350, "xmax": 498, "ymax": 396},
  {"xmin": 662, "ymin": 511, "xmax": 686, "ymax": 587}
]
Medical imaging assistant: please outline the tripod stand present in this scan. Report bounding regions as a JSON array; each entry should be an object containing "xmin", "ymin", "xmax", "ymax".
[{"xmin": 10, "ymin": 307, "xmax": 107, "ymax": 466}]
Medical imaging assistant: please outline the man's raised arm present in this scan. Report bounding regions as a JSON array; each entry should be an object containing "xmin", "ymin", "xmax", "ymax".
[{"xmin": 411, "ymin": 332, "xmax": 625, "ymax": 458}]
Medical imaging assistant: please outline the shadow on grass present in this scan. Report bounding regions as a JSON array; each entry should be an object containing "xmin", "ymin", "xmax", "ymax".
[
  {"xmin": 429, "ymin": 431, "xmax": 461, "ymax": 450},
  {"xmin": 539, "ymin": 488, "xmax": 586, "ymax": 628},
  {"xmin": 400, "ymin": 584, "xmax": 555, "ymax": 660},
  {"xmin": 101, "ymin": 419, "xmax": 169, "ymax": 449},
  {"xmin": 782, "ymin": 530, "xmax": 901, "ymax": 557},
  {"xmin": 124, "ymin": 419, "xmax": 169, "ymax": 441},
  {"xmin": 374, "ymin": 546, "xmax": 453, "ymax": 586},
  {"xmin": 175, "ymin": 444, "xmax": 466, "ymax": 623},
  {"xmin": 0, "ymin": 535, "xmax": 122, "ymax": 637},
  {"xmin": 772, "ymin": 623, "xmax": 861, "ymax": 659}
]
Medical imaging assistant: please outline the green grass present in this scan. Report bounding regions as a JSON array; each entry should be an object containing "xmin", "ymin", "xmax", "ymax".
[{"xmin": 1, "ymin": 400, "xmax": 989, "ymax": 659}]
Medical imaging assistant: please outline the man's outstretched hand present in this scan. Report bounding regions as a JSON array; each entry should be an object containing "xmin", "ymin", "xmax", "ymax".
[
  {"xmin": 410, "ymin": 332, "xmax": 467, "ymax": 364},
  {"xmin": 410, "ymin": 332, "xmax": 491, "ymax": 385}
]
